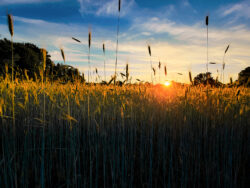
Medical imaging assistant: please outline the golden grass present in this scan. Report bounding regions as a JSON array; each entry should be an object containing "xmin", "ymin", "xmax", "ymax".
[{"xmin": 0, "ymin": 80, "xmax": 249, "ymax": 187}]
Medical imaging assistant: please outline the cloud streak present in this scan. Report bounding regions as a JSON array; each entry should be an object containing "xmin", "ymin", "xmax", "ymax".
[
  {"xmin": 77, "ymin": 0, "xmax": 135, "ymax": 17},
  {"xmin": 0, "ymin": 0, "xmax": 61, "ymax": 5},
  {"xmin": 131, "ymin": 17, "xmax": 250, "ymax": 46},
  {"xmin": 220, "ymin": 1, "xmax": 250, "ymax": 20}
]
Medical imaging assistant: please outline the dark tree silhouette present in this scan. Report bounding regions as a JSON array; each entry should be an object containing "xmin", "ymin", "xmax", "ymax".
[
  {"xmin": 194, "ymin": 72, "xmax": 222, "ymax": 87},
  {"xmin": 238, "ymin": 67, "xmax": 250, "ymax": 87},
  {"xmin": 0, "ymin": 39, "xmax": 85, "ymax": 82}
]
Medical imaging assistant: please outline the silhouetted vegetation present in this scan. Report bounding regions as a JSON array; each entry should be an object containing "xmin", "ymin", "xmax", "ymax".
[
  {"xmin": 194, "ymin": 72, "xmax": 222, "ymax": 87},
  {"xmin": 238, "ymin": 66, "xmax": 250, "ymax": 87},
  {"xmin": 0, "ymin": 39, "xmax": 85, "ymax": 83}
]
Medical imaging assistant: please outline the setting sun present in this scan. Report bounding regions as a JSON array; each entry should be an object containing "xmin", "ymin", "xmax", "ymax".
[{"xmin": 164, "ymin": 81, "xmax": 171, "ymax": 87}]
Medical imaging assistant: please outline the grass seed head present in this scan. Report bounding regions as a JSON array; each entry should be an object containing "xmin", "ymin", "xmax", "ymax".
[
  {"xmin": 126, "ymin": 63, "xmax": 129, "ymax": 81},
  {"xmin": 120, "ymin": 73, "xmax": 125, "ymax": 77},
  {"xmin": 103, "ymin": 43, "xmax": 105, "ymax": 54},
  {"xmin": 164, "ymin": 66, "xmax": 167, "ymax": 76},
  {"xmin": 5, "ymin": 64, "xmax": 8, "ymax": 74},
  {"xmin": 148, "ymin": 45, "xmax": 151, "ymax": 56},
  {"xmin": 88, "ymin": 30, "xmax": 91, "ymax": 49},
  {"xmin": 153, "ymin": 67, "xmax": 156, "ymax": 76},
  {"xmin": 118, "ymin": 0, "xmax": 121, "ymax": 12},
  {"xmin": 189, "ymin": 71, "xmax": 193, "ymax": 85},
  {"xmin": 60, "ymin": 48, "xmax": 65, "ymax": 63},
  {"xmin": 206, "ymin": 15, "xmax": 209, "ymax": 26},
  {"xmin": 41, "ymin": 48, "xmax": 47, "ymax": 71},
  {"xmin": 7, "ymin": 14, "xmax": 14, "ymax": 37},
  {"xmin": 72, "ymin": 37, "xmax": 81, "ymax": 43},
  {"xmin": 225, "ymin": 44, "xmax": 230, "ymax": 54},
  {"xmin": 108, "ymin": 76, "xmax": 115, "ymax": 85},
  {"xmin": 236, "ymin": 89, "xmax": 240, "ymax": 97}
]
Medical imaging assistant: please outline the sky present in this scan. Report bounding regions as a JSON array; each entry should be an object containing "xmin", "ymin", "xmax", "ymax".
[{"xmin": 0, "ymin": 0, "xmax": 250, "ymax": 83}]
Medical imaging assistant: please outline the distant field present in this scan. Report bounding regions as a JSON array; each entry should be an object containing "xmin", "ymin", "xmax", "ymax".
[{"xmin": 0, "ymin": 81, "xmax": 249, "ymax": 187}]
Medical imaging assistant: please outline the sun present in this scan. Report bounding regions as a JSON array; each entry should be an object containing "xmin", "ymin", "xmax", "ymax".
[{"xmin": 164, "ymin": 81, "xmax": 171, "ymax": 87}]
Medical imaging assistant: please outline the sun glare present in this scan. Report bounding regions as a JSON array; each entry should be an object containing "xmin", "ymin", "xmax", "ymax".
[{"xmin": 164, "ymin": 81, "xmax": 171, "ymax": 87}]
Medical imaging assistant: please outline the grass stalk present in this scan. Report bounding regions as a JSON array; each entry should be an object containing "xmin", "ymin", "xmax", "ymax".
[
  {"xmin": 114, "ymin": 0, "xmax": 121, "ymax": 84},
  {"xmin": 189, "ymin": 71, "xmax": 193, "ymax": 85},
  {"xmin": 222, "ymin": 44, "xmax": 230, "ymax": 84},
  {"xmin": 8, "ymin": 13, "xmax": 17, "ymax": 188},
  {"xmin": 206, "ymin": 15, "xmax": 209, "ymax": 74},
  {"xmin": 88, "ymin": 30, "xmax": 91, "ymax": 83},
  {"xmin": 158, "ymin": 61, "xmax": 161, "ymax": 83},
  {"xmin": 8, "ymin": 14, "xmax": 15, "ymax": 132},
  {"xmin": 61, "ymin": 48, "xmax": 65, "ymax": 63},
  {"xmin": 103, "ymin": 43, "xmax": 106, "ymax": 82},
  {"xmin": 40, "ymin": 48, "xmax": 46, "ymax": 188},
  {"xmin": 148, "ymin": 45, "xmax": 153, "ymax": 83},
  {"xmin": 164, "ymin": 65, "xmax": 167, "ymax": 78},
  {"xmin": 126, "ymin": 63, "xmax": 129, "ymax": 83}
]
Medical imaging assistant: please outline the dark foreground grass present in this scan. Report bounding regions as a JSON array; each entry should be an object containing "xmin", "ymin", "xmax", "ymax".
[{"xmin": 0, "ymin": 82, "xmax": 249, "ymax": 187}]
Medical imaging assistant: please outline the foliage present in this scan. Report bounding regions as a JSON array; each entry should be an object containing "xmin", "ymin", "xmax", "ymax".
[
  {"xmin": 238, "ymin": 66, "xmax": 250, "ymax": 87},
  {"xmin": 194, "ymin": 72, "xmax": 222, "ymax": 87},
  {"xmin": 0, "ymin": 39, "xmax": 85, "ymax": 82}
]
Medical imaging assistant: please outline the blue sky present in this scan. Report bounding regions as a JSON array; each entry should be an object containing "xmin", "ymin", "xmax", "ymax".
[{"xmin": 0, "ymin": 0, "xmax": 250, "ymax": 83}]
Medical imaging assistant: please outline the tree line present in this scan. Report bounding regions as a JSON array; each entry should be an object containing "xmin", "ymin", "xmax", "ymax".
[{"xmin": 0, "ymin": 38, "xmax": 85, "ymax": 83}]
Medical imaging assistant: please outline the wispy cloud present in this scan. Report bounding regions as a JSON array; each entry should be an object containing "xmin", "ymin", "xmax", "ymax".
[
  {"xmin": 1, "ymin": 14, "xmax": 248, "ymax": 83},
  {"xmin": 96, "ymin": 0, "xmax": 135, "ymax": 16},
  {"xmin": 180, "ymin": 0, "xmax": 197, "ymax": 14},
  {"xmin": 77, "ymin": 0, "xmax": 135, "ymax": 16},
  {"xmin": 220, "ymin": 1, "xmax": 250, "ymax": 20},
  {"xmin": 0, "ymin": 0, "xmax": 61, "ymax": 5},
  {"xmin": 14, "ymin": 16, "xmax": 48, "ymax": 25},
  {"xmin": 131, "ymin": 17, "xmax": 250, "ymax": 46}
]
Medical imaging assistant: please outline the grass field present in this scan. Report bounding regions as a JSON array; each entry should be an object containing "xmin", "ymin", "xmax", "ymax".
[{"xmin": 0, "ymin": 80, "xmax": 249, "ymax": 187}]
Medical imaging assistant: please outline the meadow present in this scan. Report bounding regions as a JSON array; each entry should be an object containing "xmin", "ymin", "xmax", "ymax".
[
  {"xmin": 0, "ymin": 80, "xmax": 249, "ymax": 187},
  {"xmin": 0, "ymin": 2, "xmax": 249, "ymax": 187}
]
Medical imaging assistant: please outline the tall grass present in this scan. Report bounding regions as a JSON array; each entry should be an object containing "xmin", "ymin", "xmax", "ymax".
[
  {"xmin": 114, "ymin": 0, "xmax": 121, "ymax": 83},
  {"xmin": 103, "ymin": 43, "xmax": 106, "ymax": 82},
  {"xmin": 72, "ymin": 37, "xmax": 81, "ymax": 43},
  {"xmin": 7, "ymin": 13, "xmax": 17, "ymax": 188},
  {"xmin": 206, "ymin": 15, "xmax": 209, "ymax": 74},
  {"xmin": 222, "ymin": 44, "xmax": 230, "ymax": 83},
  {"xmin": 7, "ymin": 14, "xmax": 15, "ymax": 129},
  {"xmin": 189, "ymin": 71, "xmax": 193, "ymax": 85},
  {"xmin": 88, "ymin": 29, "xmax": 91, "ymax": 83},
  {"xmin": 126, "ymin": 63, "xmax": 129, "ymax": 83},
  {"xmin": 158, "ymin": 61, "xmax": 161, "ymax": 83},
  {"xmin": 40, "ymin": 48, "xmax": 47, "ymax": 188},
  {"xmin": 0, "ymin": 82, "xmax": 249, "ymax": 187},
  {"xmin": 164, "ymin": 65, "xmax": 167, "ymax": 77},
  {"xmin": 148, "ymin": 44, "xmax": 153, "ymax": 83},
  {"xmin": 60, "ymin": 48, "xmax": 65, "ymax": 63},
  {"xmin": 0, "ymin": 5, "xmax": 248, "ymax": 188}
]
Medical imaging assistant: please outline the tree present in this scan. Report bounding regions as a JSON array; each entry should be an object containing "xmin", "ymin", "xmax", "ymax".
[
  {"xmin": 194, "ymin": 72, "xmax": 221, "ymax": 87},
  {"xmin": 0, "ymin": 39, "xmax": 85, "ymax": 82},
  {"xmin": 238, "ymin": 67, "xmax": 250, "ymax": 87}
]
